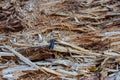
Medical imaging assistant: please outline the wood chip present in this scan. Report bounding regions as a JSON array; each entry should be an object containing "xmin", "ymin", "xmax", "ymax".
[
  {"xmin": 0, "ymin": 52, "xmax": 14, "ymax": 56},
  {"xmin": 41, "ymin": 67, "xmax": 63, "ymax": 76},
  {"xmin": 57, "ymin": 40, "xmax": 89, "ymax": 52},
  {"xmin": 4, "ymin": 45, "xmax": 40, "ymax": 69}
]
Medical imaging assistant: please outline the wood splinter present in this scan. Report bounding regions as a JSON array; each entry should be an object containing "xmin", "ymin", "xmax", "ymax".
[{"xmin": 4, "ymin": 45, "xmax": 40, "ymax": 69}]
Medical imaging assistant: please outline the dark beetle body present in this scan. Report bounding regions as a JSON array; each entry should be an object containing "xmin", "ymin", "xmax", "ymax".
[{"xmin": 49, "ymin": 39, "xmax": 56, "ymax": 49}]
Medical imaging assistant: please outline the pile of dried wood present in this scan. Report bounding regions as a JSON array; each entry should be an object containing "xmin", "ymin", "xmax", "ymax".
[{"xmin": 0, "ymin": 0, "xmax": 120, "ymax": 80}]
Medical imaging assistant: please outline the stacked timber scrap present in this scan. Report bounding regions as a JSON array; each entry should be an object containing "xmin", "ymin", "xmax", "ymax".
[{"xmin": 0, "ymin": 0, "xmax": 120, "ymax": 80}]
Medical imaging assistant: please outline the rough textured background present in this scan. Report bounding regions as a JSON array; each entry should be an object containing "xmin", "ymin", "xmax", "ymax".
[{"xmin": 0, "ymin": 0, "xmax": 120, "ymax": 80}]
